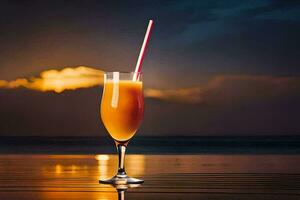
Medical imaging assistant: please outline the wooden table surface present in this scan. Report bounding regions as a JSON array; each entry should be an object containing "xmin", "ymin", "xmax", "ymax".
[{"xmin": 0, "ymin": 154, "xmax": 300, "ymax": 199}]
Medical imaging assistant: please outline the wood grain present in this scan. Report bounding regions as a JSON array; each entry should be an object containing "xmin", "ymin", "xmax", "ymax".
[{"xmin": 0, "ymin": 154, "xmax": 299, "ymax": 199}]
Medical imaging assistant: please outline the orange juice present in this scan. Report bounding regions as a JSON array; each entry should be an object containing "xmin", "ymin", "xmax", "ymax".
[{"xmin": 101, "ymin": 80, "xmax": 144, "ymax": 142}]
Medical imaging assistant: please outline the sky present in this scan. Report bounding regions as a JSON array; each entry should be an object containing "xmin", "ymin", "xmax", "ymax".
[{"xmin": 0, "ymin": 0, "xmax": 300, "ymax": 136}]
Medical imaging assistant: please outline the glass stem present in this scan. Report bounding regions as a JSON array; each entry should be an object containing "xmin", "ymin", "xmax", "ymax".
[
  {"xmin": 117, "ymin": 190, "xmax": 125, "ymax": 200},
  {"xmin": 117, "ymin": 144, "xmax": 127, "ymax": 176}
]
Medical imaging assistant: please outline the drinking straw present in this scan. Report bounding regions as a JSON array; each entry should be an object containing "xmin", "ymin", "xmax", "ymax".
[{"xmin": 133, "ymin": 19, "xmax": 154, "ymax": 81}]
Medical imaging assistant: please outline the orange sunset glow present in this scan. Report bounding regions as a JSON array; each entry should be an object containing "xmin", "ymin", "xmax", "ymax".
[
  {"xmin": 1, "ymin": 66, "xmax": 300, "ymax": 104},
  {"xmin": 0, "ymin": 66, "xmax": 104, "ymax": 93}
]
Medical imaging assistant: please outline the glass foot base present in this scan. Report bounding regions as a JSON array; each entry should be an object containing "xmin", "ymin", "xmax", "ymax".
[{"xmin": 99, "ymin": 174, "xmax": 144, "ymax": 185}]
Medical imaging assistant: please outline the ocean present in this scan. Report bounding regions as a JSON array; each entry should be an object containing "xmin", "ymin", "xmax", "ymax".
[{"xmin": 0, "ymin": 136, "xmax": 300, "ymax": 154}]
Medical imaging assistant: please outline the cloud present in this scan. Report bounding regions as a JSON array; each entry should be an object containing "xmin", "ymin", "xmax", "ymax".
[
  {"xmin": 0, "ymin": 66, "xmax": 104, "ymax": 93},
  {"xmin": 165, "ymin": 0, "xmax": 300, "ymax": 45},
  {"xmin": 145, "ymin": 75, "xmax": 300, "ymax": 104},
  {"xmin": 1, "ymin": 66, "xmax": 202, "ymax": 102},
  {"xmin": 1, "ymin": 66, "xmax": 299, "ymax": 105},
  {"xmin": 1, "ymin": 68, "xmax": 300, "ymax": 136},
  {"xmin": 145, "ymin": 87, "xmax": 203, "ymax": 104}
]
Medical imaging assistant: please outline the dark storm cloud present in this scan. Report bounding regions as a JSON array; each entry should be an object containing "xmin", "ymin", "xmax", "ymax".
[
  {"xmin": 0, "ymin": 0, "xmax": 299, "ymax": 83},
  {"xmin": 138, "ymin": 0, "xmax": 300, "ymax": 86},
  {"xmin": 157, "ymin": 0, "xmax": 300, "ymax": 78},
  {"xmin": 156, "ymin": 0, "xmax": 300, "ymax": 45}
]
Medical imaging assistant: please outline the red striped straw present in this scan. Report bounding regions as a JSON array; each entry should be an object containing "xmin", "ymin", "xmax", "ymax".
[{"xmin": 133, "ymin": 19, "xmax": 154, "ymax": 81}]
